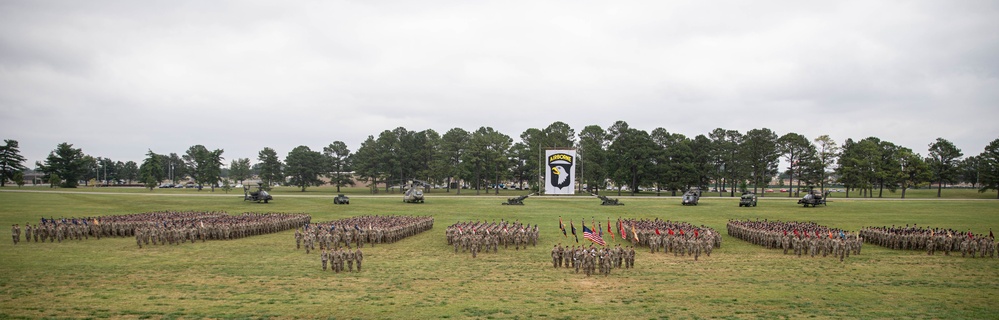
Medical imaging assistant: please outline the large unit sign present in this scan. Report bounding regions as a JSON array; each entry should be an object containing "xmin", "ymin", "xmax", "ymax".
[{"xmin": 545, "ymin": 150, "xmax": 576, "ymax": 195}]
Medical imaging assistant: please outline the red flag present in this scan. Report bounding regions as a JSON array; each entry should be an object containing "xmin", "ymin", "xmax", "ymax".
[
  {"xmin": 619, "ymin": 219, "xmax": 626, "ymax": 240},
  {"xmin": 668, "ymin": 228, "xmax": 674, "ymax": 236},
  {"xmin": 607, "ymin": 218, "xmax": 614, "ymax": 240},
  {"xmin": 655, "ymin": 228, "xmax": 660, "ymax": 235}
]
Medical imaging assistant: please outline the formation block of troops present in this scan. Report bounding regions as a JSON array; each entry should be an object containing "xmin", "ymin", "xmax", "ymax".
[
  {"xmin": 10, "ymin": 212, "xmax": 310, "ymax": 247},
  {"xmin": 553, "ymin": 243, "xmax": 635, "ymax": 277},
  {"xmin": 727, "ymin": 219, "xmax": 862, "ymax": 261},
  {"xmin": 860, "ymin": 226, "xmax": 996, "ymax": 258},
  {"xmin": 622, "ymin": 218, "xmax": 721, "ymax": 261},
  {"xmin": 445, "ymin": 220, "xmax": 539, "ymax": 258},
  {"xmin": 296, "ymin": 215, "xmax": 434, "ymax": 254},
  {"xmin": 296, "ymin": 215, "xmax": 433, "ymax": 272},
  {"xmin": 321, "ymin": 246, "xmax": 363, "ymax": 273}
]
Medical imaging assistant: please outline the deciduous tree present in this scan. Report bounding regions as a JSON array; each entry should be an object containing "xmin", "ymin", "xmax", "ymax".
[
  {"xmin": 743, "ymin": 128, "xmax": 781, "ymax": 195},
  {"xmin": 927, "ymin": 137, "xmax": 963, "ymax": 197},
  {"xmin": 183, "ymin": 145, "xmax": 224, "ymax": 191},
  {"xmin": 977, "ymin": 137, "xmax": 999, "ymax": 199},
  {"xmin": 285, "ymin": 145, "xmax": 324, "ymax": 192},
  {"xmin": 578, "ymin": 125, "xmax": 608, "ymax": 194},
  {"xmin": 229, "ymin": 158, "xmax": 252, "ymax": 185},
  {"xmin": 257, "ymin": 147, "xmax": 283, "ymax": 190},
  {"xmin": 323, "ymin": 141, "xmax": 354, "ymax": 192},
  {"xmin": 139, "ymin": 150, "xmax": 165, "ymax": 191}
]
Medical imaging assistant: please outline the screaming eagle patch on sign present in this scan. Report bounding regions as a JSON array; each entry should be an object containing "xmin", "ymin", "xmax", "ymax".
[{"xmin": 545, "ymin": 150, "xmax": 576, "ymax": 195}]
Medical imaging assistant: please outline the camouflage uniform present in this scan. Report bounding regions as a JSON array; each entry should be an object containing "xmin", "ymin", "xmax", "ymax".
[
  {"xmin": 11, "ymin": 224, "xmax": 19, "ymax": 244},
  {"xmin": 354, "ymin": 248, "xmax": 363, "ymax": 272},
  {"xmin": 321, "ymin": 249, "xmax": 329, "ymax": 271}
]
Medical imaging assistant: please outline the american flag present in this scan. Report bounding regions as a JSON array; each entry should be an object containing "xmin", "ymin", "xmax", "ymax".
[{"xmin": 582, "ymin": 225, "xmax": 606, "ymax": 246}]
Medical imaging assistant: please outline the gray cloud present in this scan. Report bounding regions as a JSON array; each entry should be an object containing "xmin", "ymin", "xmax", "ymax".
[{"xmin": 2, "ymin": 1, "xmax": 997, "ymax": 166}]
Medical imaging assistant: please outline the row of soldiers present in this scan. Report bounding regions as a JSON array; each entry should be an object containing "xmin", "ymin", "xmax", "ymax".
[
  {"xmin": 445, "ymin": 220, "xmax": 539, "ymax": 257},
  {"xmin": 552, "ymin": 244, "xmax": 636, "ymax": 276},
  {"xmin": 727, "ymin": 219, "xmax": 862, "ymax": 261},
  {"xmin": 860, "ymin": 226, "xmax": 996, "ymax": 258},
  {"xmin": 321, "ymin": 246, "xmax": 364, "ymax": 273},
  {"xmin": 10, "ymin": 212, "xmax": 311, "ymax": 246},
  {"xmin": 614, "ymin": 218, "xmax": 721, "ymax": 261},
  {"xmin": 134, "ymin": 212, "xmax": 311, "ymax": 247},
  {"xmin": 297, "ymin": 215, "xmax": 434, "ymax": 254}
]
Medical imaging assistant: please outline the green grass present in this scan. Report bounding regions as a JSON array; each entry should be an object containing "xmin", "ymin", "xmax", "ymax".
[{"xmin": 1, "ymin": 188, "xmax": 998, "ymax": 318}]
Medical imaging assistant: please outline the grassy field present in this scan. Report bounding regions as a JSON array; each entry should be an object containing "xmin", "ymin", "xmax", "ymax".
[{"xmin": 1, "ymin": 188, "xmax": 998, "ymax": 319}]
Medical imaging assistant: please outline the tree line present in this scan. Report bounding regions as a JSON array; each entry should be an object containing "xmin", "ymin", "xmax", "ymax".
[{"xmin": 4, "ymin": 121, "xmax": 999, "ymax": 198}]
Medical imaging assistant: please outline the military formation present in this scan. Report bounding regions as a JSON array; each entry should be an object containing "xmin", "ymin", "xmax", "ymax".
[
  {"xmin": 621, "ymin": 218, "xmax": 721, "ymax": 261},
  {"xmin": 552, "ymin": 243, "xmax": 635, "ymax": 277},
  {"xmin": 8, "ymin": 212, "xmax": 310, "ymax": 247},
  {"xmin": 296, "ymin": 215, "xmax": 434, "ymax": 254},
  {"xmin": 445, "ymin": 220, "xmax": 538, "ymax": 258},
  {"xmin": 293, "ymin": 215, "xmax": 433, "ymax": 271},
  {"xmin": 860, "ymin": 226, "xmax": 996, "ymax": 258},
  {"xmin": 10, "ymin": 207, "xmax": 996, "ymax": 279},
  {"xmin": 727, "ymin": 219, "xmax": 862, "ymax": 261},
  {"xmin": 321, "ymin": 246, "xmax": 364, "ymax": 273}
]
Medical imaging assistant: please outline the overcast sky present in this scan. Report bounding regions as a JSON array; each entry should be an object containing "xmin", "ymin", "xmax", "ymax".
[{"xmin": 2, "ymin": 1, "xmax": 997, "ymax": 167}]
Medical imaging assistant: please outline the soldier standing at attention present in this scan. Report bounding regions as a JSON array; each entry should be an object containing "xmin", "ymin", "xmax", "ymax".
[
  {"xmin": 321, "ymin": 249, "xmax": 329, "ymax": 271},
  {"xmin": 345, "ymin": 247, "xmax": 355, "ymax": 272},
  {"xmin": 295, "ymin": 228, "xmax": 302, "ymax": 250},
  {"xmin": 354, "ymin": 247, "xmax": 363, "ymax": 272},
  {"xmin": 24, "ymin": 224, "xmax": 32, "ymax": 244},
  {"xmin": 551, "ymin": 244, "xmax": 560, "ymax": 268},
  {"xmin": 573, "ymin": 247, "xmax": 582, "ymax": 273},
  {"xmin": 12, "ymin": 224, "xmax": 20, "ymax": 244},
  {"xmin": 628, "ymin": 246, "xmax": 636, "ymax": 268},
  {"xmin": 329, "ymin": 247, "xmax": 339, "ymax": 273}
]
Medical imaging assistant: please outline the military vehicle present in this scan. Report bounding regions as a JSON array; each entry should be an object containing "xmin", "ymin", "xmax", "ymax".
[
  {"xmin": 403, "ymin": 180, "xmax": 425, "ymax": 203},
  {"xmin": 797, "ymin": 186, "xmax": 829, "ymax": 207},
  {"xmin": 596, "ymin": 194, "xmax": 623, "ymax": 206},
  {"xmin": 739, "ymin": 192, "xmax": 757, "ymax": 207},
  {"xmin": 681, "ymin": 187, "xmax": 701, "ymax": 206},
  {"xmin": 502, "ymin": 194, "xmax": 529, "ymax": 205},
  {"xmin": 333, "ymin": 194, "xmax": 350, "ymax": 205},
  {"xmin": 243, "ymin": 185, "xmax": 272, "ymax": 203}
]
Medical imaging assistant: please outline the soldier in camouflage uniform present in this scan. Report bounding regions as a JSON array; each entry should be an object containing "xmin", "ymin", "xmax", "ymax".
[
  {"xmin": 321, "ymin": 249, "xmax": 329, "ymax": 271},
  {"xmin": 354, "ymin": 247, "xmax": 363, "ymax": 272},
  {"xmin": 551, "ymin": 244, "xmax": 560, "ymax": 268},
  {"xmin": 345, "ymin": 247, "xmax": 355, "ymax": 272},
  {"xmin": 601, "ymin": 249, "xmax": 612, "ymax": 276},
  {"xmin": 23, "ymin": 224, "xmax": 32, "ymax": 244}
]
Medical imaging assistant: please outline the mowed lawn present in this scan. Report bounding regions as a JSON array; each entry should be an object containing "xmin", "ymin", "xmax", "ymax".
[{"xmin": 1, "ymin": 189, "xmax": 997, "ymax": 319}]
